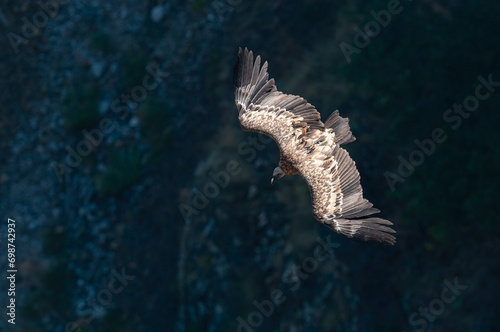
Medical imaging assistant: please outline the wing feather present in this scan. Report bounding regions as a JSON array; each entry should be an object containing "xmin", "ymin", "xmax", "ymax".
[
  {"xmin": 324, "ymin": 110, "xmax": 356, "ymax": 145},
  {"xmin": 234, "ymin": 47, "xmax": 322, "ymax": 138},
  {"xmin": 296, "ymin": 134, "xmax": 396, "ymax": 245}
]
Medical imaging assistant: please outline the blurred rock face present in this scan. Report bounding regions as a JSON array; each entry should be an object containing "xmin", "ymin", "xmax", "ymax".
[{"xmin": 1, "ymin": 1, "xmax": 499, "ymax": 331}]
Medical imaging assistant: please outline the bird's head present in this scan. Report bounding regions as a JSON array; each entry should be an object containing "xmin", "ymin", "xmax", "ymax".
[{"xmin": 271, "ymin": 166, "xmax": 284, "ymax": 185}]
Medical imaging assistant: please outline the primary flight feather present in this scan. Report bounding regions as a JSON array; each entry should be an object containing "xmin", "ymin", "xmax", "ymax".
[{"xmin": 233, "ymin": 47, "xmax": 396, "ymax": 245}]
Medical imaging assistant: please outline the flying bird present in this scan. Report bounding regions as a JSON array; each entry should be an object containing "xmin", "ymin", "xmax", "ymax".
[{"xmin": 233, "ymin": 48, "xmax": 396, "ymax": 245}]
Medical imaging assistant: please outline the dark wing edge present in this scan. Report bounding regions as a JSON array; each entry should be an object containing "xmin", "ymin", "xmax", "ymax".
[
  {"xmin": 324, "ymin": 110, "xmax": 356, "ymax": 145},
  {"xmin": 234, "ymin": 47, "xmax": 276, "ymax": 113},
  {"xmin": 312, "ymin": 144, "xmax": 396, "ymax": 245},
  {"xmin": 233, "ymin": 47, "xmax": 324, "ymax": 133},
  {"xmin": 333, "ymin": 217, "xmax": 396, "ymax": 245},
  {"xmin": 333, "ymin": 146, "xmax": 395, "ymax": 245}
]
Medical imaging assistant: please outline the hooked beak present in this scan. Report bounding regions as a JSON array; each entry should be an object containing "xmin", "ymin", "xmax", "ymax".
[{"xmin": 271, "ymin": 177, "xmax": 275, "ymax": 185}]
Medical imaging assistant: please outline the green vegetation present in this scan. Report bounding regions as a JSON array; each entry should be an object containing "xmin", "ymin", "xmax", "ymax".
[
  {"xmin": 22, "ymin": 227, "xmax": 76, "ymax": 331},
  {"xmin": 22, "ymin": 261, "xmax": 75, "ymax": 324},
  {"xmin": 203, "ymin": 47, "xmax": 225, "ymax": 100},
  {"xmin": 121, "ymin": 50, "xmax": 149, "ymax": 90},
  {"xmin": 186, "ymin": 320, "xmax": 205, "ymax": 332},
  {"xmin": 91, "ymin": 31, "xmax": 115, "ymax": 53},
  {"xmin": 96, "ymin": 147, "xmax": 147, "ymax": 195},
  {"xmin": 63, "ymin": 81, "xmax": 101, "ymax": 130},
  {"xmin": 97, "ymin": 309, "xmax": 127, "ymax": 332},
  {"xmin": 43, "ymin": 225, "xmax": 67, "ymax": 255},
  {"xmin": 138, "ymin": 98, "xmax": 172, "ymax": 159},
  {"xmin": 191, "ymin": 0, "xmax": 206, "ymax": 13}
]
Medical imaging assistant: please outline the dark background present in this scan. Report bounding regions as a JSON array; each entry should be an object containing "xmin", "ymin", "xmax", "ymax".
[{"xmin": 1, "ymin": 0, "xmax": 499, "ymax": 331}]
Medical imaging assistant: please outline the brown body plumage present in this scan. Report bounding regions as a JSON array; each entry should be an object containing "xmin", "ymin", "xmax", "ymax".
[
  {"xmin": 233, "ymin": 48, "xmax": 396, "ymax": 245},
  {"xmin": 279, "ymin": 158, "xmax": 299, "ymax": 175}
]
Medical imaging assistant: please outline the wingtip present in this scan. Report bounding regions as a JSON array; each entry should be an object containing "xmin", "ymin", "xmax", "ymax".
[
  {"xmin": 385, "ymin": 237, "xmax": 396, "ymax": 246},
  {"xmin": 325, "ymin": 216, "xmax": 397, "ymax": 245}
]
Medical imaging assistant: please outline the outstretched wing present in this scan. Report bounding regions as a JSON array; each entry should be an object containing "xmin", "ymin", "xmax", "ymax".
[
  {"xmin": 233, "ymin": 48, "xmax": 395, "ymax": 245},
  {"xmin": 294, "ymin": 113, "xmax": 396, "ymax": 245},
  {"xmin": 234, "ymin": 47, "xmax": 323, "ymax": 153}
]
